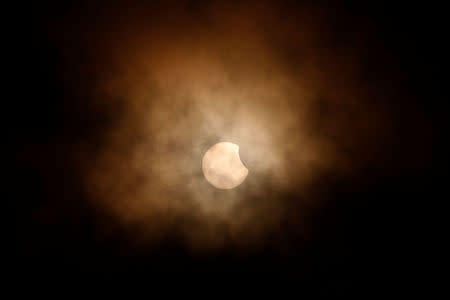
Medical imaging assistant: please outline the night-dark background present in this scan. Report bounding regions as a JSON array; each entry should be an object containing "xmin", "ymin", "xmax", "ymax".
[{"xmin": 13, "ymin": 0, "xmax": 445, "ymax": 294}]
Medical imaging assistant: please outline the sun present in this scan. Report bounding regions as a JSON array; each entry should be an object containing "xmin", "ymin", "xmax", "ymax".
[{"xmin": 202, "ymin": 142, "xmax": 249, "ymax": 189}]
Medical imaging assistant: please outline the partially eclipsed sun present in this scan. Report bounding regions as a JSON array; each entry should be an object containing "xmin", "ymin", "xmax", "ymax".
[{"xmin": 202, "ymin": 142, "xmax": 249, "ymax": 189}]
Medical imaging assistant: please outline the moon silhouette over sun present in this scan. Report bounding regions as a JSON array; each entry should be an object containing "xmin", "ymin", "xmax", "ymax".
[{"xmin": 202, "ymin": 142, "xmax": 249, "ymax": 189}]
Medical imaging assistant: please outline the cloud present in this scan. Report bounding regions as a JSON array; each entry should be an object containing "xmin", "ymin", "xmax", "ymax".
[{"xmin": 50, "ymin": 1, "xmax": 395, "ymax": 252}]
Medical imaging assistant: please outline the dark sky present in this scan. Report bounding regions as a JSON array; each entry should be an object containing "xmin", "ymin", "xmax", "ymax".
[{"xmin": 14, "ymin": 0, "xmax": 445, "ymax": 294}]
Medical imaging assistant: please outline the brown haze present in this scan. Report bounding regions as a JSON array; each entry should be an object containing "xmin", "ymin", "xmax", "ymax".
[{"xmin": 42, "ymin": 1, "xmax": 400, "ymax": 253}]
